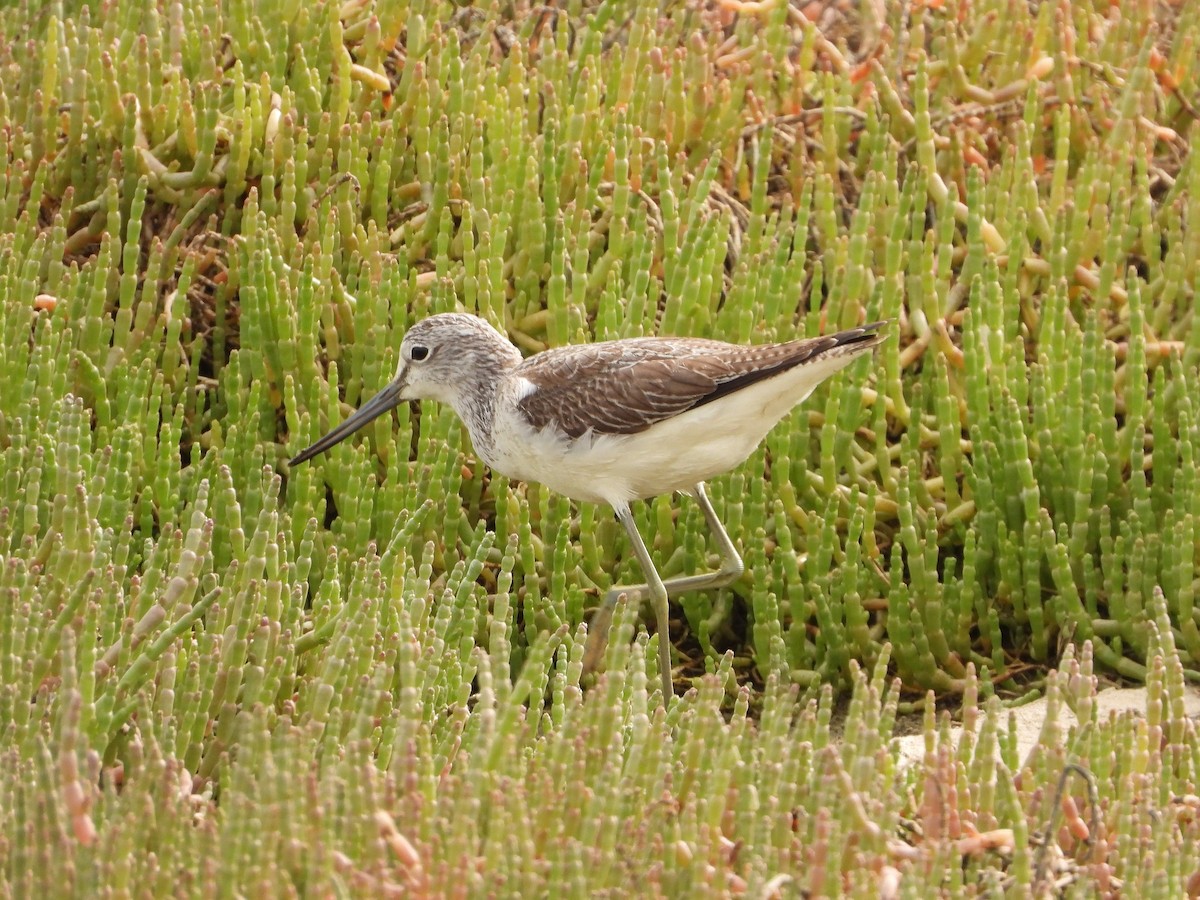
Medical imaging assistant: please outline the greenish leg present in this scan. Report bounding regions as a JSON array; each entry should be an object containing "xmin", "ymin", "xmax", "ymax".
[{"xmin": 582, "ymin": 483, "xmax": 744, "ymax": 700}]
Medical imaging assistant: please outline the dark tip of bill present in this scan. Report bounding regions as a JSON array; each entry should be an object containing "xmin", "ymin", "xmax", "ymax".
[{"xmin": 289, "ymin": 446, "xmax": 317, "ymax": 466}]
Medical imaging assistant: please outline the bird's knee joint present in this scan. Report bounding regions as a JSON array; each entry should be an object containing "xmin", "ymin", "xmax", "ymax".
[{"xmin": 722, "ymin": 557, "xmax": 745, "ymax": 581}]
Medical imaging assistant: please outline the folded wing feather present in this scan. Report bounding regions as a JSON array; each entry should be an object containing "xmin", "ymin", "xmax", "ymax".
[{"xmin": 515, "ymin": 324, "xmax": 884, "ymax": 439}]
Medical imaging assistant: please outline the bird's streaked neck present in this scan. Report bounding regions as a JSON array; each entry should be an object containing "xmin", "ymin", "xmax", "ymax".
[{"xmin": 435, "ymin": 333, "xmax": 522, "ymax": 457}]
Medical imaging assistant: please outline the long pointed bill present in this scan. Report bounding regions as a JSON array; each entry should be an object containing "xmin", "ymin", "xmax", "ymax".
[{"xmin": 289, "ymin": 376, "xmax": 407, "ymax": 465}]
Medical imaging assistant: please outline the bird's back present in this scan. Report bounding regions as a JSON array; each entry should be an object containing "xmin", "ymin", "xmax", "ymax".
[{"xmin": 513, "ymin": 325, "xmax": 886, "ymax": 440}]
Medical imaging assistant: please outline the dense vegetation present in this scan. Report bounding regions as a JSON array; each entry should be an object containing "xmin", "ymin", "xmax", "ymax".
[{"xmin": 1, "ymin": 0, "xmax": 1198, "ymax": 893}]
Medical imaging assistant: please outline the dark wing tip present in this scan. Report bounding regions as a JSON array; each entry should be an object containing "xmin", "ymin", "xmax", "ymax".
[
  {"xmin": 842, "ymin": 319, "xmax": 889, "ymax": 340},
  {"xmin": 821, "ymin": 319, "xmax": 889, "ymax": 353}
]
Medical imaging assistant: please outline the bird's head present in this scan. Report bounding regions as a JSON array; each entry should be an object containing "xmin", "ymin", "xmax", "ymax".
[{"xmin": 289, "ymin": 312, "xmax": 519, "ymax": 464}]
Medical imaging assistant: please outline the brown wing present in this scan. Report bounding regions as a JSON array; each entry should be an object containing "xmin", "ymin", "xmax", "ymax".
[{"xmin": 515, "ymin": 323, "xmax": 885, "ymax": 438}]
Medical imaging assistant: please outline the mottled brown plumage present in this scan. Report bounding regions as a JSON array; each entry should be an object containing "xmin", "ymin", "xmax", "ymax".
[{"xmin": 515, "ymin": 327, "xmax": 885, "ymax": 438}]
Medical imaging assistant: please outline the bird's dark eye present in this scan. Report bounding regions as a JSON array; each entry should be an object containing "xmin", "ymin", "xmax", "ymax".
[{"xmin": 410, "ymin": 345, "xmax": 430, "ymax": 362}]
